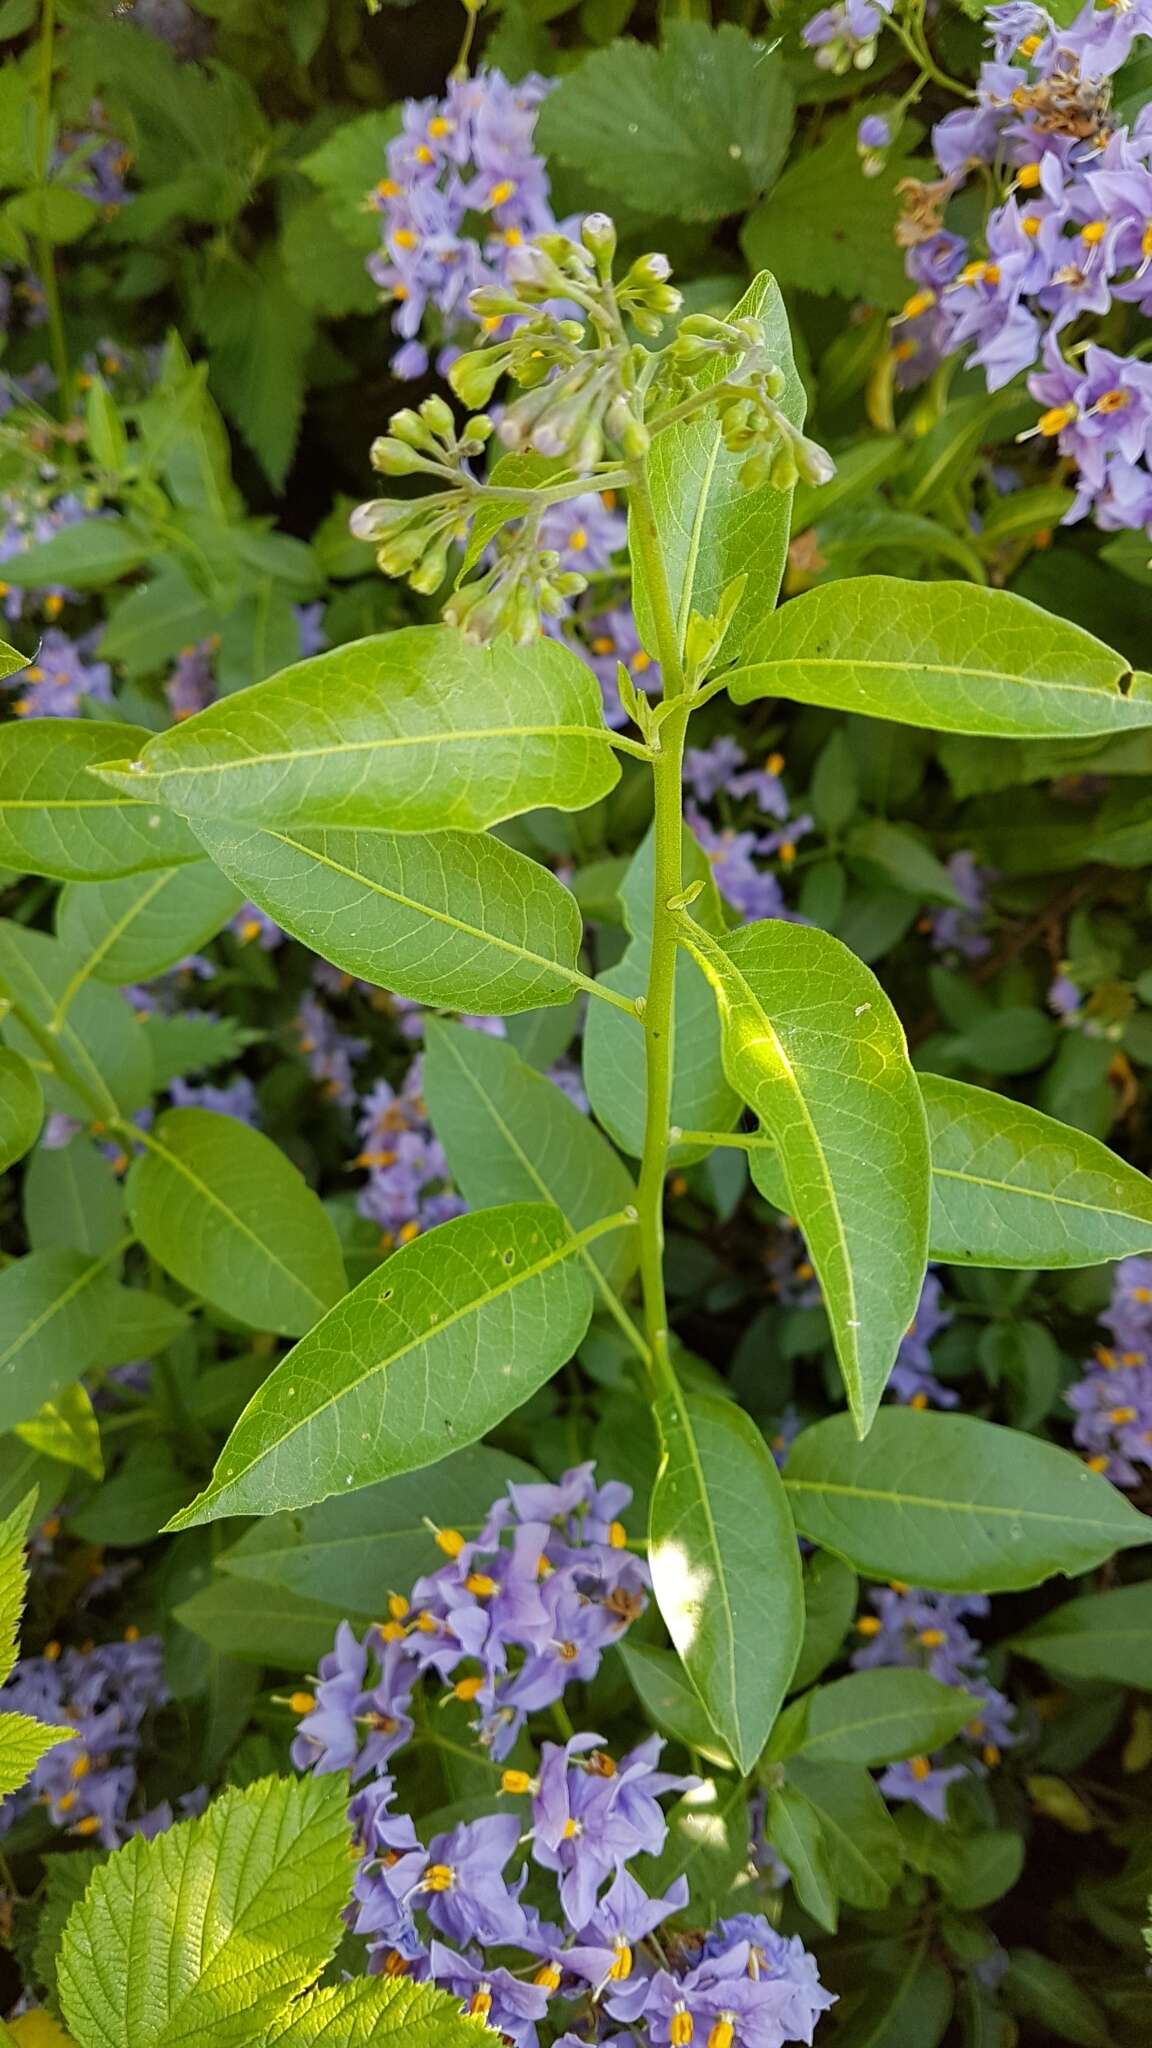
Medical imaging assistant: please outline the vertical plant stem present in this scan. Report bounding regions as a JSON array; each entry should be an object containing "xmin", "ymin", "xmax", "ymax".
[
  {"xmin": 35, "ymin": 0, "xmax": 70, "ymax": 414},
  {"xmin": 628, "ymin": 468, "xmax": 689, "ymax": 1403}
]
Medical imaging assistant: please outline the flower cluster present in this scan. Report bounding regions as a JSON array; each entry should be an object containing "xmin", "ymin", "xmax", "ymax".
[
  {"xmin": 354, "ymin": 1064, "xmax": 464, "ymax": 1247},
  {"xmin": 803, "ymin": 0, "xmax": 892, "ymax": 74},
  {"xmin": 368, "ymin": 68, "xmax": 558, "ymax": 381},
  {"xmin": 292, "ymin": 1463, "xmax": 834, "ymax": 2045},
  {"xmin": 679, "ymin": 738, "xmax": 813, "ymax": 923},
  {"xmin": 2, "ymin": 629, "xmax": 113, "ymax": 718},
  {"xmin": 0, "ymin": 1633, "xmax": 169, "ymax": 1848},
  {"xmin": 0, "ymin": 490, "xmax": 88, "ymax": 623},
  {"xmin": 896, "ymin": 0, "xmax": 1152, "ymax": 536},
  {"xmin": 293, "ymin": 992, "xmax": 367, "ymax": 1107},
  {"xmin": 853, "ymin": 1586, "xmax": 1017, "ymax": 1819},
  {"xmin": 1067, "ymin": 1254, "xmax": 1152, "ymax": 1483}
]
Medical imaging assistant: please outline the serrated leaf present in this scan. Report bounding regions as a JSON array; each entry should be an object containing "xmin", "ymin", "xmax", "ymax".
[
  {"xmin": 0, "ymin": 1711, "xmax": 73, "ymax": 1796},
  {"xmin": 199, "ymin": 250, "xmax": 314, "ymax": 489},
  {"xmin": 773, "ymin": 1668, "xmax": 976, "ymax": 1767},
  {"xmin": 217, "ymin": 1444, "xmax": 541, "ymax": 1610},
  {"xmin": 0, "ymin": 721, "xmax": 204, "ymax": 881},
  {"xmin": 423, "ymin": 1020, "xmax": 639, "ymax": 1298},
  {"xmin": 267, "ymin": 1972, "xmax": 484, "ymax": 2046},
  {"xmin": 165, "ymin": 1202, "xmax": 608, "ymax": 1528},
  {"xmin": 742, "ymin": 113, "xmax": 928, "ymax": 306},
  {"xmin": 0, "ymin": 1048, "xmax": 42, "ymax": 1172},
  {"xmin": 58, "ymin": 1775, "xmax": 352, "ymax": 2048},
  {"xmin": 726, "ymin": 578, "xmax": 1152, "ymax": 740},
  {"xmin": 54, "ymin": 864, "xmax": 242, "ymax": 987},
  {"xmin": 189, "ymin": 821, "xmax": 591, "ymax": 1014},
  {"xmin": 537, "ymin": 23, "xmax": 793, "ymax": 221},
  {"xmin": 583, "ymin": 826, "xmax": 740, "ymax": 1161},
  {"xmin": 0, "ymin": 1251, "xmax": 123, "ymax": 1432},
  {"xmin": 784, "ymin": 1409, "xmax": 1151, "ymax": 1591},
  {"xmin": 679, "ymin": 915, "xmax": 929, "ymax": 1432},
  {"xmin": 649, "ymin": 1389, "xmax": 802, "ymax": 1772},
  {"xmin": 1008, "ymin": 1582, "xmax": 1152, "ymax": 1688},
  {"xmin": 0, "ymin": 1488, "xmax": 34, "ymax": 1685},
  {"xmin": 94, "ymin": 627, "xmax": 620, "ymax": 833},
  {"xmin": 300, "ymin": 108, "xmax": 403, "ymax": 250},
  {"xmin": 125, "ymin": 1108, "xmax": 346, "ymax": 1338},
  {"xmin": 634, "ymin": 272, "xmax": 803, "ymax": 667},
  {"xmin": 281, "ymin": 194, "xmax": 379, "ymax": 316}
]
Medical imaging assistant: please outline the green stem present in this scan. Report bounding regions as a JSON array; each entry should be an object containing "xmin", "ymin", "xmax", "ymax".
[
  {"xmin": 627, "ymin": 467, "xmax": 691, "ymax": 1404},
  {"xmin": 672, "ymin": 1127, "xmax": 767, "ymax": 1151},
  {"xmin": 34, "ymin": 0, "xmax": 70, "ymax": 415}
]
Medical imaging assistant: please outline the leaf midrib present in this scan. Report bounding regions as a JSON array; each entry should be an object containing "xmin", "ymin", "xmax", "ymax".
[
  {"xmin": 130, "ymin": 722, "xmax": 617, "ymax": 785},
  {"xmin": 137, "ymin": 1127, "xmax": 330, "ymax": 1322},
  {"xmin": 729, "ymin": 655, "xmax": 1129, "ymax": 703},
  {"xmin": 783, "ymin": 1473, "xmax": 1131, "ymax": 1534}
]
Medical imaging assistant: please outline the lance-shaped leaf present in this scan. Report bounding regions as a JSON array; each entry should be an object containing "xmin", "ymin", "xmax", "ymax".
[
  {"xmin": 920, "ymin": 1073, "xmax": 1152, "ymax": 1267},
  {"xmin": 0, "ymin": 638, "xmax": 24, "ymax": 681},
  {"xmin": 770, "ymin": 1667, "xmax": 977, "ymax": 1768},
  {"xmin": 58, "ymin": 1775, "xmax": 353, "ymax": 2048},
  {"xmin": 126, "ymin": 1109, "xmax": 346, "ymax": 1338},
  {"xmin": 726, "ymin": 578, "xmax": 1152, "ymax": 739},
  {"xmin": 632, "ymin": 271, "xmax": 803, "ymax": 666},
  {"xmin": 1008, "ymin": 1581, "xmax": 1152, "ymax": 1688},
  {"xmin": 0, "ymin": 515, "xmax": 149, "ymax": 589},
  {"xmin": 0, "ymin": 920, "xmax": 153, "ymax": 1121},
  {"xmin": 54, "ymin": 864, "xmax": 242, "ymax": 988},
  {"xmin": 679, "ymin": 915, "xmax": 929, "ymax": 1432},
  {"xmin": 0, "ymin": 720, "xmax": 203, "ymax": 880},
  {"xmin": 92, "ymin": 627, "xmax": 621, "ymax": 833},
  {"xmin": 423, "ymin": 1020, "xmax": 639, "ymax": 1296},
  {"xmin": 784, "ymin": 1409, "xmax": 1151, "ymax": 1591},
  {"xmin": 0, "ymin": 1049, "xmax": 42, "ymax": 1173},
  {"xmin": 750, "ymin": 1072, "xmax": 1152, "ymax": 1269},
  {"xmin": 649, "ymin": 1390, "xmax": 803, "ymax": 1773},
  {"xmin": 165, "ymin": 1202, "xmax": 608, "ymax": 1528},
  {"xmin": 188, "ymin": 820, "xmax": 592, "ymax": 1014},
  {"xmin": 0, "ymin": 1250, "xmax": 124, "ymax": 1431}
]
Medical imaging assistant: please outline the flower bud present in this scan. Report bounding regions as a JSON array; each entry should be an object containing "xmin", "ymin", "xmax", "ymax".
[
  {"xmin": 794, "ymin": 433, "xmax": 837, "ymax": 488},
  {"xmin": 581, "ymin": 212, "xmax": 617, "ymax": 269},
  {"xmin": 369, "ymin": 437, "xmax": 428, "ymax": 476}
]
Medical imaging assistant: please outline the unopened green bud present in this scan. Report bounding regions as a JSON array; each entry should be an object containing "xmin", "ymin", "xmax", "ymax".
[
  {"xmin": 419, "ymin": 394, "xmax": 455, "ymax": 440},
  {"xmin": 767, "ymin": 442, "xmax": 799, "ymax": 491},
  {"xmin": 794, "ymin": 433, "xmax": 837, "ymax": 488},
  {"xmin": 449, "ymin": 348, "xmax": 509, "ymax": 410},
  {"xmin": 369, "ymin": 437, "xmax": 428, "ymax": 476},
  {"xmin": 467, "ymin": 285, "xmax": 523, "ymax": 320},
  {"xmin": 762, "ymin": 363, "xmax": 787, "ymax": 401},
  {"xmin": 581, "ymin": 212, "xmax": 617, "ymax": 271},
  {"xmin": 605, "ymin": 396, "xmax": 650, "ymax": 459}
]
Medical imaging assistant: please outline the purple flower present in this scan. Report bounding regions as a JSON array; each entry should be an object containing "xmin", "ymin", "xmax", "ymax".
[
  {"xmin": 165, "ymin": 641, "xmax": 216, "ymax": 721},
  {"xmin": 230, "ymin": 902, "xmax": 283, "ymax": 950},
  {"xmin": 531, "ymin": 1734, "xmax": 694, "ymax": 1930},
  {"xmin": 564, "ymin": 1868, "xmax": 688, "ymax": 2012},
  {"xmin": 686, "ymin": 808, "xmax": 791, "ymax": 923},
  {"xmin": 928, "ymin": 852, "xmax": 995, "ymax": 960},
  {"xmin": 294, "ymin": 993, "xmax": 368, "ymax": 1106},
  {"xmin": 573, "ymin": 604, "xmax": 661, "ymax": 730},
  {"xmin": 295, "ymin": 601, "xmax": 328, "ymax": 658},
  {"xmin": 683, "ymin": 736, "xmax": 747, "ymax": 803},
  {"xmin": 858, "ymin": 114, "xmax": 892, "ymax": 151},
  {"xmin": 0, "ymin": 1634, "xmax": 168, "ymax": 1847},
  {"xmin": 879, "ymin": 1755, "xmax": 970, "ymax": 1821},
  {"xmin": 4, "ymin": 629, "xmax": 112, "ymax": 718},
  {"xmin": 169, "ymin": 1074, "xmax": 259, "ymax": 1125},
  {"xmin": 538, "ymin": 492, "xmax": 626, "ymax": 574},
  {"xmin": 1048, "ymin": 970, "xmax": 1083, "ymax": 1018},
  {"xmin": 291, "ymin": 1623, "xmax": 415, "ymax": 1780},
  {"xmin": 355, "ymin": 1066, "xmax": 464, "ymax": 1245},
  {"xmin": 887, "ymin": 1269, "xmax": 958, "ymax": 1409},
  {"xmin": 429, "ymin": 1943, "xmax": 550, "ymax": 2047},
  {"xmin": 417, "ymin": 1814, "xmax": 528, "ymax": 1946}
]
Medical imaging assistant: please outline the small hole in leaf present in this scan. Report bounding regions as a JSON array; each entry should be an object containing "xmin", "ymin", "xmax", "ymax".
[
  {"xmin": 379, "ymin": 1287, "xmax": 394, "ymax": 1302},
  {"xmin": 502, "ymin": 1248, "xmax": 515, "ymax": 1267}
]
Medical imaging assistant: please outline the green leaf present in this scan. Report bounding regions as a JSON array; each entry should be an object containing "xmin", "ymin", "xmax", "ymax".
[
  {"xmin": 70, "ymin": 1443, "xmax": 190, "ymax": 1548},
  {"xmin": 0, "ymin": 1251, "xmax": 123, "ymax": 1432},
  {"xmin": 173, "ymin": 1575, "xmax": 366, "ymax": 1669},
  {"xmin": 94, "ymin": 628, "xmax": 620, "ymax": 833},
  {"xmin": 58, "ymin": 1775, "xmax": 352, "ymax": 2048},
  {"xmin": 583, "ymin": 826, "xmax": 740, "ymax": 1160},
  {"xmin": 1008, "ymin": 1581, "xmax": 1152, "ymax": 1688},
  {"xmin": 785, "ymin": 1756, "xmax": 903, "ymax": 1912},
  {"xmin": 765, "ymin": 1780, "xmax": 838, "ymax": 1929},
  {"xmin": 91, "ymin": 1287, "xmax": 189, "ymax": 1373},
  {"xmin": 0, "ymin": 921, "xmax": 152, "ymax": 1119},
  {"xmin": 1003, "ymin": 1952, "xmax": 1112, "ymax": 2048},
  {"xmin": 743, "ymin": 114, "xmax": 929, "ymax": 307},
  {"xmin": 189, "ymin": 821, "xmax": 591, "ymax": 1014},
  {"xmin": 792, "ymin": 1550, "xmax": 857, "ymax": 1693},
  {"xmin": 774, "ymin": 1668, "xmax": 976, "ymax": 1767},
  {"xmin": 24, "ymin": 1138, "xmax": 126, "ymax": 1257},
  {"xmin": 300, "ymin": 109, "xmax": 403, "ymax": 250},
  {"xmin": 100, "ymin": 565, "xmax": 218, "ymax": 679},
  {"xmin": 920, "ymin": 1073, "xmax": 1152, "ymax": 1268},
  {"xmin": 0, "ymin": 636, "xmax": 26, "ymax": 680},
  {"xmin": 165, "ymin": 1202, "xmax": 606, "ymax": 1528},
  {"xmin": 0, "ymin": 721, "xmax": 203, "ymax": 881},
  {"xmin": 266, "ymin": 1974, "xmax": 482, "ymax": 2047},
  {"xmin": 14, "ymin": 1383, "xmax": 103, "ymax": 1481},
  {"xmin": 199, "ymin": 250, "xmax": 315, "ymax": 489},
  {"xmin": 281, "ymin": 193, "xmax": 379, "ymax": 317},
  {"xmin": 784, "ymin": 1409, "xmax": 1151, "ymax": 1591},
  {"xmin": 633, "ymin": 272, "xmax": 803, "ymax": 667},
  {"xmin": 618, "ymin": 1640, "xmax": 734, "ymax": 1768},
  {"xmin": 831, "ymin": 1939, "xmax": 954, "ymax": 2048},
  {"xmin": 54, "ymin": 865, "xmax": 242, "ymax": 987},
  {"xmin": 216, "ymin": 1445, "xmax": 541, "ymax": 1610},
  {"xmin": 0, "ymin": 1712, "xmax": 74, "ymax": 1797},
  {"xmin": 0, "ymin": 1049, "xmax": 42, "ymax": 1172},
  {"xmin": 0, "ymin": 517, "xmax": 147, "ymax": 589},
  {"xmin": 423, "ymin": 1020, "xmax": 639, "ymax": 1298},
  {"xmin": 125, "ymin": 1109, "xmax": 346, "ymax": 1338},
  {"xmin": 679, "ymin": 915, "xmax": 929, "ymax": 1433},
  {"xmin": 751, "ymin": 1071, "xmax": 1152, "ymax": 1267},
  {"xmin": 727, "ymin": 578, "xmax": 1152, "ymax": 739},
  {"xmin": 847, "ymin": 819, "xmax": 967, "ymax": 905},
  {"xmin": 649, "ymin": 1389, "xmax": 802, "ymax": 1772},
  {"xmin": 536, "ymin": 23, "xmax": 793, "ymax": 221}
]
